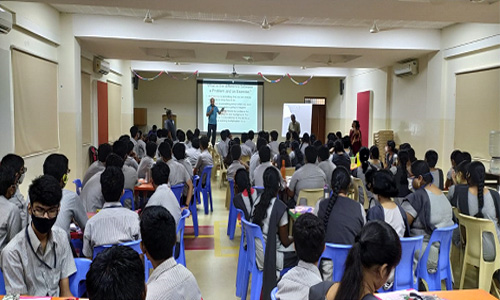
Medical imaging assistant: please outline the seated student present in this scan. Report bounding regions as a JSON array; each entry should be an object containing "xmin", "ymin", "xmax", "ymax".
[
  {"xmin": 86, "ymin": 246, "xmax": 146, "ymax": 300},
  {"xmin": 448, "ymin": 160, "xmax": 470, "ymax": 203},
  {"xmin": 287, "ymin": 146, "xmax": 327, "ymax": 201},
  {"xmin": 385, "ymin": 140, "xmax": 398, "ymax": 170},
  {"xmin": 445, "ymin": 150, "xmax": 462, "ymax": 189},
  {"xmin": 125, "ymin": 140, "xmax": 140, "ymax": 171},
  {"xmin": 216, "ymin": 130, "xmax": 229, "ymax": 159},
  {"xmin": 176, "ymin": 129, "xmax": 186, "ymax": 145},
  {"xmin": 113, "ymin": 140, "xmax": 139, "ymax": 191},
  {"xmin": 274, "ymin": 142, "xmax": 292, "ymax": 170},
  {"xmin": 130, "ymin": 126, "xmax": 145, "ymax": 160},
  {"xmin": 366, "ymin": 170, "xmax": 410, "ymax": 238},
  {"xmin": 401, "ymin": 160, "xmax": 454, "ymax": 273},
  {"xmin": 193, "ymin": 128, "xmax": 201, "ymax": 138},
  {"xmin": 137, "ymin": 141, "xmax": 157, "ymax": 179},
  {"xmin": 138, "ymin": 130, "xmax": 147, "ymax": 158},
  {"xmin": 1, "ymin": 175, "xmax": 76, "ymax": 297},
  {"xmin": 352, "ymin": 147, "xmax": 375, "ymax": 205},
  {"xmin": 186, "ymin": 137, "xmax": 202, "ymax": 168},
  {"xmin": 268, "ymin": 130, "xmax": 280, "ymax": 158},
  {"xmin": 158, "ymin": 141, "xmax": 194, "ymax": 206},
  {"xmin": 369, "ymin": 145, "xmax": 384, "ymax": 170},
  {"xmin": 173, "ymin": 142, "xmax": 193, "ymax": 177},
  {"xmin": 81, "ymin": 154, "xmax": 125, "ymax": 213},
  {"xmin": 43, "ymin": 154, "xmax": 87, "ymax": 234},
  {"xmin": 250, "ymin": 138, "xmax": 267, "ymax": 183},
  {"xmin": 253, "ymin": 147, "xmax": 284, "ymax": 188},
  {"xmin": 246, "ymin": 130, "xmax": 257, "ymax": 153},
  {"xmin": 240, "ymin": 133, "xmax": 253, "ymax": 157},
  {"xmin": 82, "ymin": 143, "xmax": 112, "ymax": 187},
  {"xmin": 425, "ymin": 149, "xmax": 444, "ymax": 190},
  {"xmin": 148, "ymin": 124, "xmax": 158, "ymax": 137},
  {"xmin": 185, "ymin": 129, "xmax": 194, "ymax": 149},
  {"xmin": 227, "ymin": 144, "xmax": 249, "ymax": 181},
  {"xmin": 300, "ymin": 133, "xmax": 310, "ymax": 155},
  {"xmin": 310, "ymin": 221, "xmax": 401, "ymax": 300},
  {"xmin": 193, "ymin": 136, "xmax": 213, "ymax": 177},
  {"xmin": 1, "ymin": 154, "xmax": 29, "ymax": 228},
  {"xmin": 0, "ymin": 166, "xmax": 22, "ymax": 250},
  {"xmin": 233, "ymin": 169, "xmax": 259, "ymax": 221},
  {"xmin": 456, "ymin": 161, "xmax": 500, "ymax": 261},
  {"xmin": 140, "ymin": 206, "xmax": 202, "ymax": 300},
  {"xmin": 290, "ymin": 140, "xmax": 304, "ymax": 168},
  {"xmin": 331, "ymin": 140, "xmax": 350, "ymax": 171},
  {"xmin": 83, "ymin": 166, "xmax": 140, "ymax": 258},
  {"xmin": 317, "ymin": 145, "xmax": 336, "ymax": 190},
  {"xmin": 276, "ymin": 213, "xmax": 325, "ymax": 300},
  {"xmin": 146, "ymin": 163, "xmax": 181, "ymax": 225},
  {"xmin": 394, "ymin": 150, "xmax": 412, "ymax": 198}
]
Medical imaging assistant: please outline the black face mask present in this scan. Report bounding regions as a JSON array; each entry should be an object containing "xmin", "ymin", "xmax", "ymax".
[{"xmin": 31, "ymin": 214, "xmax": 57, "ymax": 234}]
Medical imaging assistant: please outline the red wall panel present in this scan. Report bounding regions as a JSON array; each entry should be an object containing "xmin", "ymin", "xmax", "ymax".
[
  {"xmin": 356, "ymin": 91, "xmax": 371, "ymax": 147},
  {"xmin": 97, "ymin": 81, "xmax": 108, "ymax": 145}
]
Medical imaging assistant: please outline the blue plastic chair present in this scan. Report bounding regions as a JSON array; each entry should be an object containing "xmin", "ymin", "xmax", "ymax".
[
  {"xmin": 197, "ymin": 166, "xmax": 214, "ymax": 214},
  {"xmin": 417, "ymin": 223, "xmax": 458, "ymax": 291},
  {"xmin": 93, "ymin": 239, "xmax": 142, "ymax": 259},
  {"xmin": 71, "ymin": 238, "xmax": 83, "ymax": 257},
  {"xmin": 227, "ymin": 179, "xmax": 239, "ymax": 240},
  {"xmin": 73, "ymin": 179, "xmax": 82, "ymax": 195},
  {"xmin": 240, "ymin": 217, "xmax": 266, "ymax": 300},
  {"xmin": 171, "ymin": 183, "xmax": 185, "ymax": 205},
  {"xmin": 189, "ymin": 175, "xmax": 200, "ymax": 237},
  {"xmin": 176, "ymin": 209, "xmax": 190, "ymax": 267},
  {"xmin": 120, "ymin": 189, "xmax": 135, "ymax": 210},
  {"xmin": 145, "ymin": 256, "xmax": 153, "ymax": 282},
  {"xmin": 271, "ymin": 286, "xmax": 278, "ymax": 300},
  {"xmin": 236, "ymin": 210, "xmax": 248, "ymax": 298},
  {"xmin": 318, "ymin": 243, "xmax": 352, "ymax": 282},
  {"xmin": 69, "ymin": 258, "xmax": 92, "ymax": 297},
  {"xmin": 0, "ymin": 268, "xmax": 6, "ymax": 294},
  {"xmin": 193, "ymin": 175, "xmax": 201, "ymax": 205}
]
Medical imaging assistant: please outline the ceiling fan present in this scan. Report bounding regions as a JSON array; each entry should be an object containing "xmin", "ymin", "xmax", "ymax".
[
  {"xmin": 229, "ymin": 64, "xmax": 240, "ymax": 78},
  {"xmin": 238, "ymin": 16, "xmax": 289, "ymax": 30},
  {"xmin": 242, "ymin": 55, "xmax": 254, "ymax": 64},
  {"xmin": 143, "ymin": 9, "xmax": 171, "ymax": 23}
]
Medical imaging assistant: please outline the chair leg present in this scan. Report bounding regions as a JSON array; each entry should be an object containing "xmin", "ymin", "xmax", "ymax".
[
  {"xmin": 228, "ymin": 206, "xmax": 236, "ymax": 240},
  {"xmin": 203, "ymin": 190, "xmax": 209, "ymax": 215},
  {"xmin": 209, "ymin": 187, "xmax": 213, "ymax": 212},
  {"xmin": 190, "ymin": 201, "xmax": 199, "ymax": 237},
  {"xmin": 459, "ymin": 260, "xmax": 468, "ymax": 289},
  {"xmin": 250, "ymin": 267, "xmax": 263, "ymax": 300}
]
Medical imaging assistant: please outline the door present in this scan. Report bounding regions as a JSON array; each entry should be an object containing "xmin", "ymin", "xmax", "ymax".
[{"xmin": 311, "ymin": 104, "xmax": 326, "ymax": 143}]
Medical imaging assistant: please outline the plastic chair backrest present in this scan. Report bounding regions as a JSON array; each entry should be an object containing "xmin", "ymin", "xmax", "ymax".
[
  {"xmin": 93, "ymin": 239, "xmax": 142, "ymax": 259},
  {"xmin": 318, "ymin": 243, "xmax": 352, "ymax": 282},
  {"xmin": 271, "ymin": 286, "xmax": 278, "ymax": 300},
  {"xmin": 241, "ymin": 217, "xmax": 266, "ymax": 269},
  {"xmin": 285, "ymin": 167, "xmax": 295, "ymax": 177},
  {"xmin": 73, "ymin": 179, "xmax": 83, "ymax": 196},
  {"xmin": 120, "ymin": 189, "xmax": 134, "ymax": 210},
  {"xmin": 229, "ymin": 179, "xmax": 235, "ymax": 201},
  {"xmin": 351, "ymin": 177, "xmax": 369, "ymax": 210},
  {"xmin": 200, "ymin": 165, "xmax": 213, "ymax": 189},
  {"xmin": 395, "ymin": 236, "xmax": 424, "ymax": 290},
  {"xmin": 171, "ymin": 184, "xmax": 184, "ymax": 205},
  {"xmin": 175, "ymin": 209, "xmax": 190, "ymax": 266},
  {"xmin": 69, "ymin": 258, "xmax": 92, "ymax": 297},
  {"xmin": 241, "ymin": 155, "xmax": 251, "ymax": 164},
  {"xmin": 297, "ymin": 188, "xmax": 324, "ymax": 206},
  {"xmin": 0, "ymin": 268, "xmax": 6, "ymax": 294}
]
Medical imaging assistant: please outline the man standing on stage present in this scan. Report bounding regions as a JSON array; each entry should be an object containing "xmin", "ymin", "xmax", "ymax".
[
  {"xmin": 206, "ymin": 98, "xmax": 224, "ymax": 146},
  {"xmin": 288, "ymin": 114, "xmax": 301, "ymax": 136}
]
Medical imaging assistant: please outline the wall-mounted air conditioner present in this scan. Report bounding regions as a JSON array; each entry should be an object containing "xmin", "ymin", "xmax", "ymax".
[
  {"xmin": 394, "ymin": 60, "xmax": 418, "ymax": 77},
  {"xmin": 0, "ymin": 8, "xmax": 13, "ymax": 34},
  {"xmin": 93, "ymin": 57, "xmax": 110, "ymax": 75}
]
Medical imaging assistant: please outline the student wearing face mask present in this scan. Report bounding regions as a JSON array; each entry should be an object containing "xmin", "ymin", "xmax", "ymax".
[
  {"xmin": 0, "ymin": 166, "xmax": 22, "ymax": 251},
  {"xmin": 1, "ymin": 154, "xmax": 29, "ymax": 228},
  {"xmin": 43, "ymin": 154, "xmax": 88, "ymax": 235},
  {"xmin": 0, "ymin": 175, "xmax": 76, "ymax": 297}
]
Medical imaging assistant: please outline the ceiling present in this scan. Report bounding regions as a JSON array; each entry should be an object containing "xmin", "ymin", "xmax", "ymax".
[{"xmin": 23, "ymin": 0, "xmax": 500, "ymax": 70}]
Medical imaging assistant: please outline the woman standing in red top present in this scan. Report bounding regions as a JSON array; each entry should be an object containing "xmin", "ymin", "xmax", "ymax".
[{"xmin": 350, "ymin": 120, "xmax": 362, "ymax": 155}]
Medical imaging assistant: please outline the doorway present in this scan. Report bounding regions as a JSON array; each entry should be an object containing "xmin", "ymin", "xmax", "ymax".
[{"xmin": 305, "ymin": 97, "xmax": 326, "ymax": 142}]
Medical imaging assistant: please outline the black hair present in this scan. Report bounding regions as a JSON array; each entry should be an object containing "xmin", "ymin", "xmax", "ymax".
[
  {"xmin": 176, "ymin": 129, "xmax": 185, "ymax": 142},
  {"xmin": 252, "ymin": 167, "xmax": 280, "ymax": 228},
  {"xmin": 119, "ymin": 135, "xmax": 131, "ymax": 143},
  {"xmin": 138, "ymin": 130, "xmax": 143, "ymax": 138},
  {"xmin": 342, "ymin": 136, "xmax": 351, "ymax": 149},
  {"xmin": 149, "ymin": 134, "xmax": 157, "ymax": 143},
  {"xmin": 291, "ymin": 141, "xmax": 304, "ymax": 165},
  {"xmin": 256, "ymin": 138, "xmax": 267, "ymax": 152},
  {"xmin": 425, "ymin": 150, "xmax": 439, "ymax": 168},
  {"xmin": 293, "ymin": 213, "xmax": 325, "ymax": 263},
  {"xmin": 152, "ymin": 125, "xmax": 157, "ymax": 131},
  {"xmin": 313, "ymin": 140, "xmax": 323, "ymax": 149},
  {"xmin": 364, "ymin": 168, "xmax": 376, "ymax": 192},
  {"xmin": 334, "ymin": 140, "xmax": 344, "ymax": 153},
  {"xmin": 455, "ymin": 160, "xmax": 470, "ymax": 177},
  {"xmin": 192, "ymin": 137, "xmax": 200, "ymax": 149},
  {"xmin": 450, "ymin": 150, "xmax": 462, "ymax": 164},
  {"xmin": 130, "ymin": 126, "xmax": 139, "ymax": 138},
  {"xmin": 358, "ymin": 147, "xmax": 370, "ymax": 174},
  {"xmin": 86, "ymin": 246, "xmax": 145, "ymax": 300},
  {"xmin": 194, "ymin": 128, "xmax": 200, "ymax": 137},
  {"xmin": 258, "ymin": 146, "xmax": 271, "ymax": 163},
  {"xmin": 173, "ymin": 142, "xmax": 186, "ymax": 160},
  {"xmin": 327, "ymin": 140, "xmax": 335, "ymax": 151},
  {"xmin": 372, "ymin": 169, "xmax": 399, "ymax": 198},
  {"xmin": 241, "ymin": 133, "xmax": 248, "ymax": 143},
  {"xmin": 151, "ymin": 162, "xmax": 170, "ymax": 185},
  {"xmin": 292, "ymin": 131, "xmax": 299, "ymax": 142},
  {"xmin": 97, "ymin": 143, "xmax": 113, "ymax": 163},
  {"xmin": 1, "ymin": 154, "xmax": 24, "ymax": 174},
  {"xmin": 302, "ymin": 133, "xmax": 310, "ymax": 144},
  {"xmin": 411, "ymin": 160, "xmax": 433, "ymax": 185},
  {"xmin": 327, "ymin": 132, "xmax": 335, "ymax": 141},
  {"xmin": 318, "ymin": 146, "xmax": 330, "ymax": 161},
  {"xmin": 270, "ymin": 130, "xmax": 278, "ymax": 141},
  {"xmin": 235, "ymin": 169, "xmax": 253, "ymax": 207},
  {"xmin": 146, "ymin": 142, "xmax": 158, "ymax": 158},
  {"xmin": 310, "ymin": 134, "xmax": 317, "ymax": 145},
  {"xmin": 233, "ymin": 137, "xmax": 241, "ymax": 145},
  {"xmin": 127, "ymin": 141, "xmax": 135, "ymax": 155},
  {"xmin": 263, "ymin": 132, "xmax": 270, "ymax": 143},
  {"xmin": 101, "ymin": 166, "xmax": 124, "ymax": 203},
  {"xmin": 28, "ymin": 175, "xmax": 62, "ymax": 207},
  {"xmin": 158, "ymin": 141, "xmax": 172, "ymax": 160},
  {"xmin": 399, "ymin": 143, "xmax": 411, "ymax": 151},
  {"xmin": 113, "ymin": 140, "xmax": 128, "ymax": 159},
  {"xmin": 397, "ymin": 150, "xmax": 410, "ymax": 186},
  {"xmin": 386, "ymin": 140, "xmax": 396, "ymax": 153},
  {"xmin": 106, "ymin": 153, "xmax": 124, "ymax": 169},
  {"xmin": 467, "ymin": 161, "xmax": 486, "ymax": 218},
  {"xmin": 186, "ymin": 130, "xmax": 194, "ymax": 142},
  {"xmin": 165, "ymin": 138, "xmax": 173, "ymax": 149},
  {"xmin": 43, "ymin": 153, "xmax": 69, "ymax": 182},
  {"xmin": 140, "ymin": 206, "xmax": 176, "ymax": 260},
  {"xmin": 352, "ymin": 120, "xmax": 360, "ymax": 130},
  {"xmin": 231, "ymin": 144, "xmax": 242, "ymax": 161},
  {"xmin": 335, "ymin": 220, "xmax": 401, "ymax": 300},
  {"xmin": 336, "ymin": 131, "xmax": 342, "ymax": 140},
  {"xmin": 157, "ymin": 129, "xmax": 164, "ymax": 138},
  {"xmin": 199, "ymin": 136, "xmax": 209, "ymax": 150},
  {"xmin": 286, "ymin": 132, "xmax": 291, "ymax": 141},
  {"xmin": 0, "ymin": 166, "xmax": 16, "ymax": 196},
  {"xmin": 369, "ymin": 145, "xmax": 380, "ymax": 160},
  {"xmin": 220, "ymin": 130, "xmax": 228, "ymax": 141},
  {"xmin": 323, "ymin": 166, "xmax": 351, "ymax": 229},
  {"xmin": 462, "ymin": 152, "xmax": 472, "ymax": 163},
  {"xmin": 305, "ymin": 146, "xmax": 318, "ymax": 164},
  {"xmin": 408, "ymin": 148, "xmax": 416, "ymax": 163},
  {"xmin": 248, "ymin": 130, "xmax": 255, "ymax": 140}
]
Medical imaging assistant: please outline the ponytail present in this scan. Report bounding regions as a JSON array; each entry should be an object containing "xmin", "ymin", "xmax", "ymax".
[
  {"xmin": 359, "ymin": 147, "xmax": 370, "ymax": 174},
  {"xmin": 334, "ymin": 243, "xmax": 364, "ymax": 300},
  {"xmin": 234, "ymin": 169, "xmax": 254, "ymax": 207},
  {"xmin": 468, "ymin": 161, "xmax": 486, "ymax": 218},
  {"xmin": 323, "ymin": 167, "xmax": 351, "ymax": 229},
  {"xmin": 252, "ymin": 167, "xmax": 280, "ymax": 227}
]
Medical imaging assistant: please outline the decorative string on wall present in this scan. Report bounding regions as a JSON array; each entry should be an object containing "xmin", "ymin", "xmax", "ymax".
[
  {"xmin": 287, "ymin": 74, "xmax": 313, "ymax": 86},
  {"xmin": 258, "ymin": 72, "xmax": 285, "ymax": 83}
]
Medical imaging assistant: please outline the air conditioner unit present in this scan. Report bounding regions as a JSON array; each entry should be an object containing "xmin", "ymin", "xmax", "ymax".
[
  {"xmin": 394, "ymin": 60, "xmax": 418, "ymax": 77},
  {"xmin": 0, "ymin": 8, "xmax": 13, "ymax": 34},
  {"xmin": 93, "ymin": 57, "xmax": 110, "ymax": 75}
]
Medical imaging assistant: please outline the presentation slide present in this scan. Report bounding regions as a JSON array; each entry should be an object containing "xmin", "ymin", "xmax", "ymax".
[
  {"xmin": 281, "ymin": 103, "xmax": 312, "ymax": 137},
  {"xmin": 197, "ymin": 80, "xmax": 263, "ymax": 133}
]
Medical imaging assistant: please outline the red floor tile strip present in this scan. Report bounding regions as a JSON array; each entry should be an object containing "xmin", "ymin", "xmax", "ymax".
[
  {"xmin": 185, "ymin": 225, "xmax": 214, "ymax": 236},
  {"xmin": 184, "ymin": 237, "xmax": 214, "ymax": 251}
]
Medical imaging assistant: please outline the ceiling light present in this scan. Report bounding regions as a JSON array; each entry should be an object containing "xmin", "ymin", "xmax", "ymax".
[
  {"xmin": 470, "ymin": 0, "xmax": 485, "ymax": 2},
  {"xmin": 300, "ymin": 66, "xmax": 307, "ymax": 70},
  {"xmin": 369, "ymin": 21, "xmax": 379, "ymax": 34},
  {"xmin": 144, "ymin": 10, "xmax": 154, "ymax": 23}
]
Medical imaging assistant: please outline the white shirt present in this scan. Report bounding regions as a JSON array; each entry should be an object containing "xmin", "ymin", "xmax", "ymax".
[{"xmin": 146, "ymin": 184, "xmax": 181, "ymax": 227}]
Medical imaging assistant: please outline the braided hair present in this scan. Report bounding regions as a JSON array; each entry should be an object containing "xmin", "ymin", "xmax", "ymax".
[
  {"xmin": 397, "ymin": 150, "xmax": 410, "ymax": 186},
  {"xmin": 252, "ymin": 167, "xmax": 280, "ymax": 228},
  {"xmin": 234, "ymin": 168, "xmax": 254, "ymax": 207},
  {"xmin": 467, "ymin": 161, "xmax": 486, "ymax": 218},
  {"xmin": 358, "ymin": 147, "xmax": 370, "ymax": 174},
  {"xmin": 323, "ymin": 166, "xmax": 351, "ymax": 230}
]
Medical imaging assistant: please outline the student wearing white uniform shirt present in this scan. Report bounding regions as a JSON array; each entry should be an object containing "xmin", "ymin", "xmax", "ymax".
[
  {"xmin": 1, "ymin": 154, "xmax": 29, "ymax": 228},
  {"xmin": 113, "ymin": 140, "xmax": 139, "ymax": 191},
  {"xmin": 140, "ymin": 206, "xmax": 202, "ymax": 300},
  {"xmin": 146, "ymin": 163, "xmax": 181, "ymax": 227},
  {"xmin": 317, "ymin": 146, "xmax": 336, "ymax": 190},
  {"xmin": 193, "ymin": 136, "xmax": 214, "ymax": 178},
  {"xmin": 252, "ymin": 146, "xmax": 284, "ymax": 188},
  {"xmin": 137, "ymin": 142, "xmax": 157, "ymax": 179},
  {"xmin": 226, "ymin": 144, "xmax": 248, "ymax": 181},
  {"xmin": 268, "ymin": 130, "xmax": 280, "ymax": 158},
  {"xmin": 186, "ymin": 137, "xmax": 202, "ymax": 168},
  {"xmin": 287, "ymin": 146, "xmax": 327, "ymax": 201},
  {"xmin": 0, "ymin": 166, "xmax": 22, "ymax": 251},
  {"xmin": 249, "ymin": 138, "xmax": 267, "ymax": 184},
  {"xmin": 240, "ymin": 133, "xmax": 253, "ymax": 157},
  {"xmin": 246, "ymin": 130, "xmax": 257, "ymax": 153},
  {"xmin": 130, "ymin": 126, "xmax": 145, "ymax": 159},
  {"xmin": 82, "ymin": 143, "xmax": 112, "ymax": 188}
]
